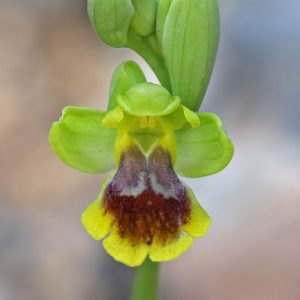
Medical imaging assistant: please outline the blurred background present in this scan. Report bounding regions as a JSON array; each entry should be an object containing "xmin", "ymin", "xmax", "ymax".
[{"xmin": 0, "ymin": 0, "xmax": 299, "ymax": 299}]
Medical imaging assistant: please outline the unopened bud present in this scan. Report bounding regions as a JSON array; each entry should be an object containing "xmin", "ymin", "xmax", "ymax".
[
  {"xmin": 88, "ymin": 0, "xmax": 134, "ymax": 47},
  {"xmin": 162, "ymin": 0, "xmax": 220, "ymax": 110},
  {"xmin": 130, "ymin": 0, "xmax": 158, "ymax": 36}
]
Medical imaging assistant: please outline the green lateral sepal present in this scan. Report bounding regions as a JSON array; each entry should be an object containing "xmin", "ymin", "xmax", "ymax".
[
  {"xmin": 175, "ymin": 112, "xmax": 234, "ymax": 178},
  {"xmin": 49, "ymin": 106, "xmax": 116, "ymax": 173}
]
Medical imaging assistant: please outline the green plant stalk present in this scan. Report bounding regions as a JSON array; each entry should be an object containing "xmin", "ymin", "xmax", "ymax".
[
  {"xmin": 127, "ymin": 31, "xmax": 172, "ymax": 92},
  {"xmin": 130, "ymin": 259, "xmax": 160, "ymax": 300}
]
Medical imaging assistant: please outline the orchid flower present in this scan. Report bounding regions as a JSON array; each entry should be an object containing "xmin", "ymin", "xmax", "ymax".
[
  {"xmin": 49, "ymin": 1, "xmax": 234, "ymax": 299},
  {"xmin": 49, "ymin": 4, "xmax": 234, "ymax": 292},
  {"xmin": 49, "ymin": 61, "xmax": 233, "ymax": 266}
]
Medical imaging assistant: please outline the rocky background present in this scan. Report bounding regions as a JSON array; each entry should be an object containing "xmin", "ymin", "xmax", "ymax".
[{"xmin": 0, "ymin": 0, "xmax": 299, "ymax": 299}]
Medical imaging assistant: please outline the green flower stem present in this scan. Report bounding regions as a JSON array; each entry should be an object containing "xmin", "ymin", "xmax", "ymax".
[
  {"xmin": 130, "ymin": 259, "xmax": 160, "ymax": 300},
  {"xmin": 127, "ymin": 31, "xmax": 172, "ymax": 92}
]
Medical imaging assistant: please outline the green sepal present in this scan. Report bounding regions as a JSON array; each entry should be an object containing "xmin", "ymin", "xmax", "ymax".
[
  {"xmin": 130, "ymin": 0, "xmax": 158, "ymax": 36},
  {"xmin": 162, "ymin": 0, "xmax": 220, "ymax": 110},
  {"xmin": 49, "ymin": 106, "xmax": 116, "ymax": 173},
  {"xmin": 108, "ymin": 61, "xmax": 146, "ymax": 110},
  {"xmin": 88, "ymin": 0, "xmax": 134, "ymax": 47},
  {"xmin": 118, "ymin": 82, "xmax": 180, "ymax": 116},
  {"xmin": 175, "ymin": 113, "xmax": 233, "ymax": 178}
]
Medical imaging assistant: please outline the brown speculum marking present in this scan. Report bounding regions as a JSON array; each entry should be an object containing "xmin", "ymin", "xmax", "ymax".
[{"xmin": 103, "ymin": 145, "xmax": 191, "ymax": 246}]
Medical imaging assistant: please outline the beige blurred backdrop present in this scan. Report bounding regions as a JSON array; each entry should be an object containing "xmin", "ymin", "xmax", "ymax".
[{"xmin": 0, "ymin": 1, "xmax": 300, "ymax": 299}]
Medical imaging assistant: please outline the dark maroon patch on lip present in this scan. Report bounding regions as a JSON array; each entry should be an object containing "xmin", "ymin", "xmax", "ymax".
[{"xmin": 103, "ymin": 146, "xmax": 191, "ymax": 245}]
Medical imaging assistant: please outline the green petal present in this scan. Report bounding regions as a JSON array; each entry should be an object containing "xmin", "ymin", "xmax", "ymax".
[
  {"xmin": 162, "ymin": 0, "xmax": 220, "ymax": 110},
  {"xmin": 108, "ymin": 61, "xmax": 146, "ymax": 110},
  {"xmin": 49, "ymin": 106, "xmax": 116, "ymax": 173},
  {"xmin": 165, "ymin": 105, "xmax": 200, "ymax": 130},
  {"xmin": 118, "ymin": 82, "xmax": 180, "ymax": 116},
  {"xmin": 175, "ymin": 113, "xmax": 233, "ymax": 178},
  {"xmin": 101, "ymin": 106, "xmax": 124, "ymax": 128},
  {"xmin": 182, "ymin": 106, "xmax": 200, "ymax": 128}
]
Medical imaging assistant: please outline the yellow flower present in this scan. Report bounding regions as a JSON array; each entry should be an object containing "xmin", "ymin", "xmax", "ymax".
[{"xmin": 49, "ymin": 63, "xmax": 233, "ymax": 267}]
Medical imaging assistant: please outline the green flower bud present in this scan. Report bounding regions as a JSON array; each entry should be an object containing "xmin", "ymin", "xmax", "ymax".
[
  {"xmin": 88, "ymin": 0, "xmax": 220, "ymax": 112},
  {"xmin": 88, "ymin": 0, "xmax": 134, "ymax": 47},
  {"xmin": 130, "ymin": 0, "xmax": 158, "ymax": 36},
  {"xmin": 156, "ymin": 0, "xmax": 172, "ymax": 44},
  {"xmin": 162, "ymin": 0, "xmax": 220, "ymax": 110}
]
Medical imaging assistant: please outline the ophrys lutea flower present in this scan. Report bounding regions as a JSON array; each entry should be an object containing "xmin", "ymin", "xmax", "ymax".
[{"xmin": 49, "ymin": 62, "xmax": 233, "ymax": 267}]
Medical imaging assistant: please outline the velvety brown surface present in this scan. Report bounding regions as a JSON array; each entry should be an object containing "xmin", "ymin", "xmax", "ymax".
[{"xmin": 104, "ymin": 146, "xmax": 190, "ymax": 245}]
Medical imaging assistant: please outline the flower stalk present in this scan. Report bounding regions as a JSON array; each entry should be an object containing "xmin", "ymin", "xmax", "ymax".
[
  {"xmin": 127, "ymin": 30, "xmax": 172, "ymax": 91},
  {"xmin": 131, "ymin": 260, "xmax": 160, "ymax": 300}
]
